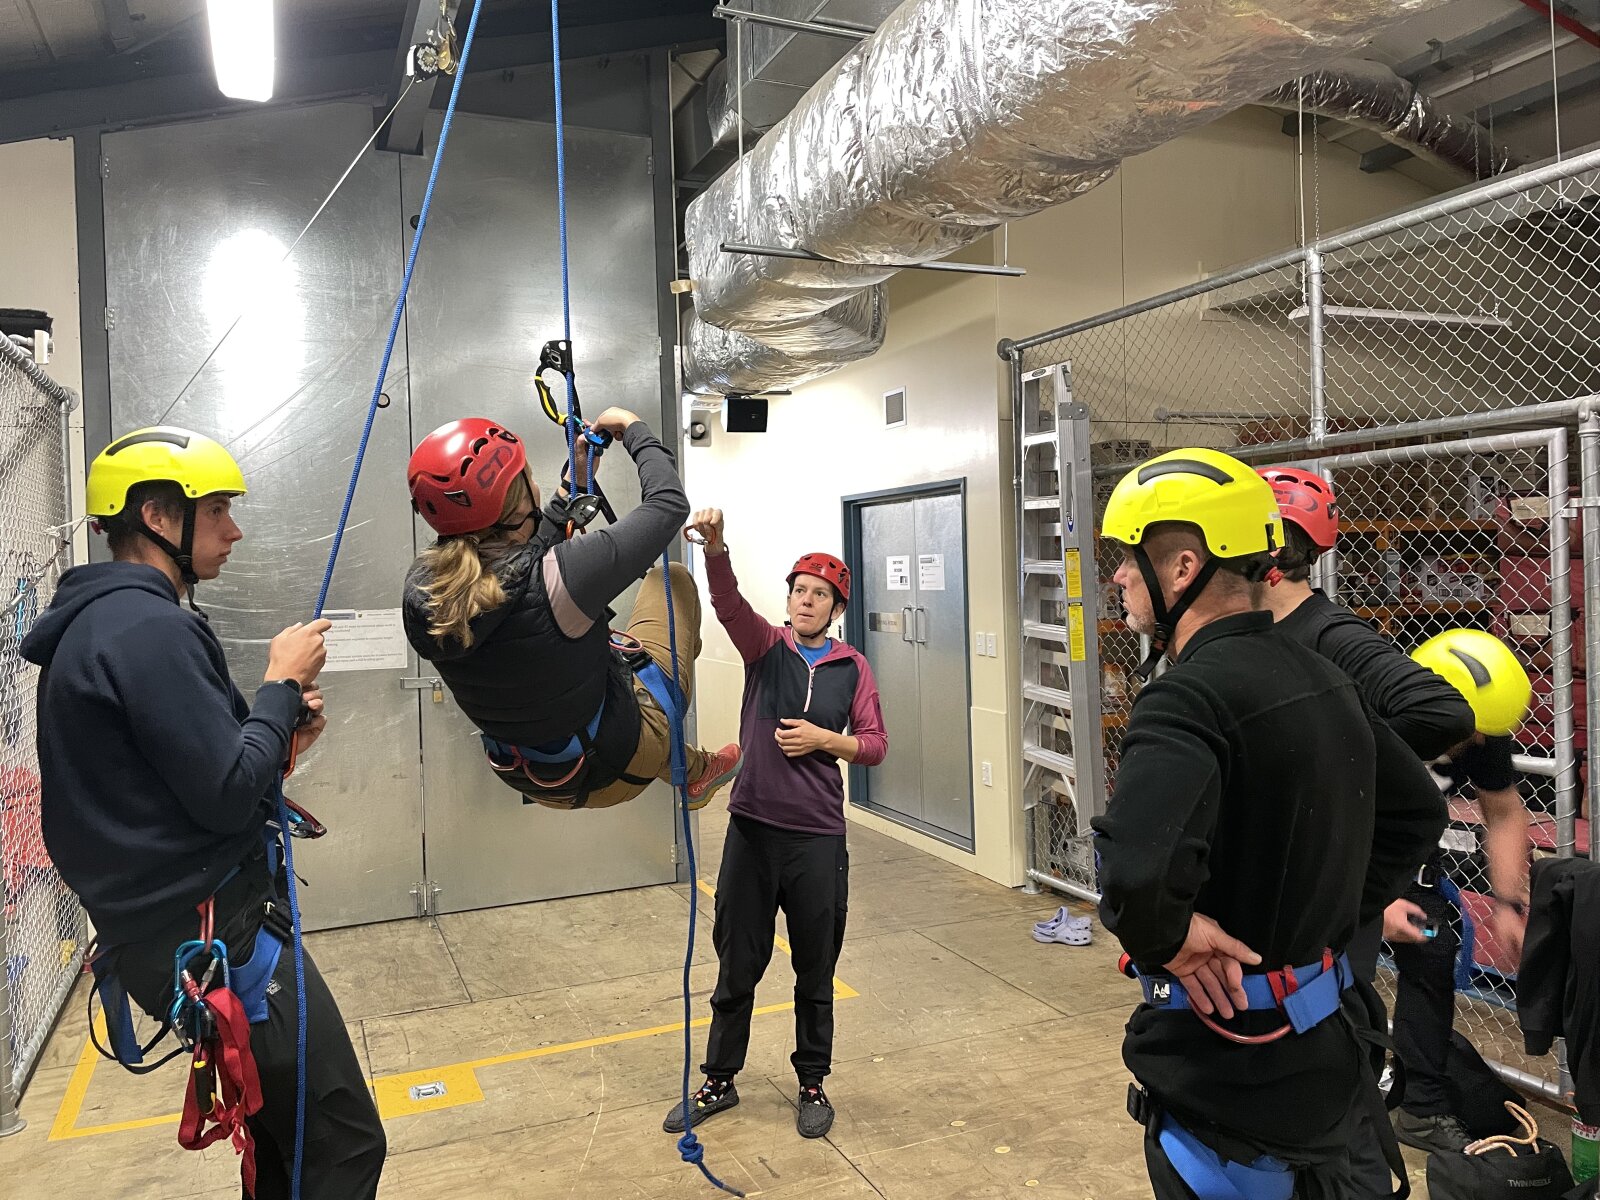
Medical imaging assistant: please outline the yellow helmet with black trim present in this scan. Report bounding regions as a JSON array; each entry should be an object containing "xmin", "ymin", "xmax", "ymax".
[
  {"xmin": 1410, "ymin": 629, "xmax": 1532, "ymax": 737},
  {"xmin": 87, "ymin": 426, "xmax": 247, "ymax": 517},
  {"xmin": 1103, "ymin": 447, "xmax": 1283, "ymax": 559}
]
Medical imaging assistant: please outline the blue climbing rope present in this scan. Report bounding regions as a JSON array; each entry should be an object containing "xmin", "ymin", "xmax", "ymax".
[
  {"xmin": 289, "ymin": 3, "xmax": 488, "ymax": 1197},
  {"xmin": 313, "ymin": 0, "xmax": 488, "ymax": 620},
  {"xmin": 545, "ymin": 1, "xmax": 737, "ymax": 1193}
]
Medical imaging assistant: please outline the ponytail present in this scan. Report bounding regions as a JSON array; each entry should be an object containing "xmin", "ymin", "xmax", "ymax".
[
  {"xmin": 418, "ymin": 537, "xmax": 506, "ymax": 649},
  {"xmin": 416, "ymin": 473, "xmax": 532, "ymax": 647}
]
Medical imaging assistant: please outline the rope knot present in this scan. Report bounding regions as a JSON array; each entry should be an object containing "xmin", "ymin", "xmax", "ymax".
[{"xmin": 676, "ymin": 1132, "xmax": 705, "ymax": 1165}]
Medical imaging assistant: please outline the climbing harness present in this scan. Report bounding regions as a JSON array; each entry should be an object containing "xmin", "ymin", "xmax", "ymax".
[
  {"xmin": 1118, "ymin": 949, "xmax": 1353, "ymax": 1045},
  {"xmin": 84, "ymin": 812, "xmax": 317, "ymax": 1196},
  {"xmin": 1119, "ymin": 950, "xmax": 1412, "ymax": 1199}
]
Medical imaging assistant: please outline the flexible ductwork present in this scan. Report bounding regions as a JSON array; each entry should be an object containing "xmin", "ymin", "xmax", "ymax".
[
  {"xmin": 1263, "ymin": 58, "xmax": 1519, "ymax": 179},
  {"xmin": 682, "ymin": 0, "xmax": 1451, "ymax": 395},
  {"xmin": 685, "ymin": 285, "xmax": 888, "ymax": 395}
]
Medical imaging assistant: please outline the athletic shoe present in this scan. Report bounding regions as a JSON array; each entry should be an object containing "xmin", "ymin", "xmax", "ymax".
[
  {"xmin": 663, "ymin": 1078, "xmax": 740, "ymax": 1133},
  {"xmin": 685, "ymin": 744, "xmax": 742, "ymax": 810}
]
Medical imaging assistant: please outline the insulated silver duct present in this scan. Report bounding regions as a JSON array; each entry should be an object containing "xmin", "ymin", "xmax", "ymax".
[
  {"xmin": 1263, "ymin": 58, "xmax": 1520, "ymax": 179},
  {"xmin": 685, "ymin": 285, "xmax": 887, "ymax": 395},
  {"xmin": 682, "ymin": 0, "xmax": 1451, "ymax": 395}
]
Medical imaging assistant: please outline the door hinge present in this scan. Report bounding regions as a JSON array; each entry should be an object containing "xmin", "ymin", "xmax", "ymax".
[
  {"xmin": 646, "ymin": 153, "xmax": 655, "ymax": 175},
  {"xmin": 99, "ymin": 155, "xmax": 110, "ymax": 180},
  {"xmin": 102, "ymin": 307, "xmax": 116, "ymax": 331}
]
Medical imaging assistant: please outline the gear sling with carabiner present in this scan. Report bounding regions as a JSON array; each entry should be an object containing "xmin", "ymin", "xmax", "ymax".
[{"xmin": 84, "ymin": 788, "xmax": 325, "ymax": 1194}]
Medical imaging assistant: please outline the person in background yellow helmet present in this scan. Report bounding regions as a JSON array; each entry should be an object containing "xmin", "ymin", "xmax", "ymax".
[
  {"xmin": 21, "ymin": 425, "xmax": 386, "ymax": 1198},
  {"xmin": 1411, "ymin": 628, "xmax": 1533, "ymax": 739},
  {"xmin": 1092, "ymin": 447, "xmax": 1444, "ymax": 1200}
]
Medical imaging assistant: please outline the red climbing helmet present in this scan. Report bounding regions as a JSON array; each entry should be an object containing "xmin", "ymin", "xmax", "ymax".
[
  {"xmin": 408, "ymin": 418, "xmax": 529, "ymax": 537},
  {"xmin": 787, "ymin": 552, "xmax": 851, "ymax": 607},
  {"xmin": 1257, "ymin": 465, "xmax": 1340, "ymax": 551}
]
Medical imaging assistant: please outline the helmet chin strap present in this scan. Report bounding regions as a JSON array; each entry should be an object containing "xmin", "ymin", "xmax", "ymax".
[
  {"xmin": 134, "ymin": 501, "xmax": 206, "ymax": 618},
  {"xmin": 1131, "ymin": 544, "xmax": 1221, "ymax": 680}
]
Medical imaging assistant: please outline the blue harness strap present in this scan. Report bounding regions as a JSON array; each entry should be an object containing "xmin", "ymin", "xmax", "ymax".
[
  {"xmin": 1155, "ymin": 1112, "xmax": 1296, "ymax": 1200},
  {"xmin": 230, "ymin": 926, "xmax": 286, "ymax": 1025},
  {"xmin": 633, "ymin": 658, "xmax": 687, "ymax": 725},
  {"xmin": 1434, "ymin": 874, "xmax": 1478, "ymax": 990},
  {"xmin": 481, "ymin": 701, "xmax": 605, "ymax": 766},
  {"xmin": 1133, "ymin": 952, "xmax": 1353, "ymax": 1035}
]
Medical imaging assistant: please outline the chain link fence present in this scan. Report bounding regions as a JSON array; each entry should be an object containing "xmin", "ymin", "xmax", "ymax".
[
  {"xmin": 1006, "ymin": 142, "xmax": 1600, "ymax": 1099},
  {"xmin": 0, "ymin": 334, "xmax": 82, "ymax": 1135}
]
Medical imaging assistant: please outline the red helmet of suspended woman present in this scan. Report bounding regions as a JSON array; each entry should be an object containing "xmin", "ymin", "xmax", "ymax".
[
  {"xmin": 1256, "ymin": 465, "xmax": 1340, "ymax": 551},
  {"xmin": 408, "ymin": 418, "xmax": 528, "ymax": 537},
  {"xmin": 787, "ymin": 552, "xmax": 851, "ymax": 607}
]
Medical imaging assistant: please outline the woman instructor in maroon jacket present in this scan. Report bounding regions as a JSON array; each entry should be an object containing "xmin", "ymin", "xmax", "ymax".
[{"xmin": 664, "ymin": 506, "xmax": 888, "ymax": 1141}]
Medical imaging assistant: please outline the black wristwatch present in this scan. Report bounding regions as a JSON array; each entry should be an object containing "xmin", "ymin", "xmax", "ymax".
[{"xmin": 268, "ymin": 678, "xmax": 303, "ymax": 696}]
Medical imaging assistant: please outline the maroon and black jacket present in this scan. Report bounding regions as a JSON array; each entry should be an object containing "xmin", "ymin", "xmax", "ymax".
[{"xmin": 706, "ymin": 552, "xmax": 887, "ymax": 836}]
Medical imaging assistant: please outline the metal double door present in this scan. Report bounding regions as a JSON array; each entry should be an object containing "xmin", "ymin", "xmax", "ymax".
[
  {"xmin": 855, "ymin": 487, "xmax": 973, "ymax": 844},
  {"xmin": 101, "ymin": 102, "xmax": 675, "ymax": 929}
]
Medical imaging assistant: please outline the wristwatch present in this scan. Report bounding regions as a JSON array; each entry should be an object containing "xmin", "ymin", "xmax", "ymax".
[{"xmin": 267, "ymin": 678, "xmax": 303, "ymax": 696}]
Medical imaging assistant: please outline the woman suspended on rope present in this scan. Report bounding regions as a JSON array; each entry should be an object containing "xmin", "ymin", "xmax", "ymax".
[{"xmin": 403, "ymin": 409, "xmax": 741, "ymax": 811}]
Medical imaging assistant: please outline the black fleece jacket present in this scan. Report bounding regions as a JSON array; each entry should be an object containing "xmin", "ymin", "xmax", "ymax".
[
  {"xmin": 1093, "ymin": 611, "xmax": 1446, "ymax": 1158},
  {"xmin": 1518, "ymin": 856, "xmax": 1600, "ymax": 1123},
  {"xmin": 20, "ymin": 562, "xmax": 301, "ymax": 945}
]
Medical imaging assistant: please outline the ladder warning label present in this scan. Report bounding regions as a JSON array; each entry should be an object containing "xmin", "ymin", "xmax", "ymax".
[
  {"xmin": 1067, "ymin": 606, "xmax": 1086, "ymax": 661},
  {"xmin": 1062, "ymin": 549, "xmax": 1083, "ymax": 600}
]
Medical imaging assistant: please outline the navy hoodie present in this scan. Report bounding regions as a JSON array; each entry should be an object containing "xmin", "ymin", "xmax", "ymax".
[{"xmin": 20, "ymin": 562, "xmax": 302, "ymax": 945}]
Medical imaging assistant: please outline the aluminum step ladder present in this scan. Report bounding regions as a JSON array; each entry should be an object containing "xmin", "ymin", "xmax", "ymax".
[{"xmin": 1016, "ymin": 362, "xmax": 1107, "ymax": 902}]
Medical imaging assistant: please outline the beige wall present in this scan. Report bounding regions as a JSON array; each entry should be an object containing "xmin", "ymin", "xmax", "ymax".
[
  {"xmin": 0, "ymin": 136, "xmax": 87, "ymax": 555},
  {"xmin": 688, "ymin": 106, "xmax": 1438, "ymax": 886}
]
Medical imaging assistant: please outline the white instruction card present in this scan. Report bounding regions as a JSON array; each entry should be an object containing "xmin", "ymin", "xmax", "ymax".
[
  {"xmin": 918, "ymin": 553, "xmax": 946, "ymax": 591},
  {"xmin": 886, "ymin": 555, "xmax": 911, "ymax": 591},
  {"xmin": 321, "ymin": 608, "xmax": 409, "ymax": 673}
]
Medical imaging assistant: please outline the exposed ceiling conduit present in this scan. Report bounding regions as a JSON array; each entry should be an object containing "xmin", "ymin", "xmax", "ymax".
[
  {"xmin": 681, "ymin": 0, "xmax": 1454, "ymax": 396},
  {"xmin": 1261, "ymin": 58, "xmax": 1521, "ymax": 179}
]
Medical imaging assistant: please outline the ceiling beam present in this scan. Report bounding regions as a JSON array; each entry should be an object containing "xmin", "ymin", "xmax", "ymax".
[
  {"xmin": 1359, "ymin": 143, "xmax": 1414, "ymax": 173},
  {"xmin": 1475, "ymin": 58, "xmax": 1600, "ymax": 123},
  {"xmin": 1391, "ymin": 10, "xmax": 1543, "ymax": 78},
  {"xmin": 375, "ymin": 0, "xmax": 459, "ymax": 156}
]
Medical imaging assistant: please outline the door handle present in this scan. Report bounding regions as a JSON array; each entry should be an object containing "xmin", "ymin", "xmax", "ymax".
[
  {"xmin": 915, "ymin": 606, "xmax": 928, "ymax": 644},
  {"xmin": 901, "ymin": 606, "xmax": 914, "ymax": 644}
]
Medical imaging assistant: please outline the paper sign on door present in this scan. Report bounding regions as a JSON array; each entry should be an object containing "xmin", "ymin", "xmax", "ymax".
[
  {"xmin": 918, "ymin": 553, "xmax": 946, "ymax": 591},
  {"xmin": 321, "ymin": 608, "xmax": 409, "ymax": 672},
  {"xmin": 886, "ymin": 555, "xmax": 911, "ymax": 591}
]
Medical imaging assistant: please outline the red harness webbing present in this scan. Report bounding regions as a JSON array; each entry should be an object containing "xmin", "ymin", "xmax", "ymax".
[{"xmin": 178, "ymin": 986, "xmax": 264, "ymax": 1195}]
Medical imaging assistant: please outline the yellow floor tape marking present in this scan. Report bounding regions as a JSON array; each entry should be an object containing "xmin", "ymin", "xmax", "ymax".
[{"xmin": 48, "ymin": 879, "xmax": 862, "ymax": 1137}]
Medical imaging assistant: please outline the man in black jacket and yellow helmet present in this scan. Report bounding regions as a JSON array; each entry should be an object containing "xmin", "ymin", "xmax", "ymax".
[
  {"xmin": 1090, "ymin": 447, "xmax": 1445, "ymax": 1200},
  {"xmin": 21, "ymin": 427, "xmax": 385, "ymax": 1198}
]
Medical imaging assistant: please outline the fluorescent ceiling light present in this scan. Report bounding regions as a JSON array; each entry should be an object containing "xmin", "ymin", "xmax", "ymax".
[{"xmin": 206, "ymin": 0, "xmax": 276, "ymax": 103}]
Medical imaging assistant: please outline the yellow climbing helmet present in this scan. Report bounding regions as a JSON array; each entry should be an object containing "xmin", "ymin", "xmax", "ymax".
[
  {"xmin": 1102, "ymin": 447, "xmax": 1283, "ymax": 560},
  {"xmin": 87, "ymin": 426, "xmax": 247, "ymax": 517},
  {"xmin": 1411, "ymin": 629, "xmax": 1532, "ymax": 737}
]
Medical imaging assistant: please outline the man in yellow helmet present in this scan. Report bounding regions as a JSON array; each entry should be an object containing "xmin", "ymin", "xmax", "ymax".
[
  {"xmin": 1091, "ymin": 448, "xmax": 1445, "ymax": 1200},
  {"xmin": 20, "ymin": 427, "xmax": 386, "ymax": 1198}
]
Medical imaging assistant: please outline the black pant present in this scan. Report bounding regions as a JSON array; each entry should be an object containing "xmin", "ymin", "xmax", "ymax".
[
  {"xmin": 114, "ymin": 884, "xmax": 386, "ymax": 1200},
  {"xmin": 1389, "ymin": 880, "xmax": 1460, "ymax": 1117},
  {"xmin": 702, "ymin": 814, "xmax": 848, "ymax": 1085}
]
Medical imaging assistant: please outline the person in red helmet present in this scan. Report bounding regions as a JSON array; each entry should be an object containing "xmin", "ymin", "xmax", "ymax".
[
  {"xmin": 1257, "ymin": 464, "xmax": 1536, "ymax": 1167},
  {"xmin": 402, "ymin": 411, "xmax": 740, "ymax": 812},
  {"xmin": 663, "ymin": 507, "xmax": 887, "ymax": 1141}
]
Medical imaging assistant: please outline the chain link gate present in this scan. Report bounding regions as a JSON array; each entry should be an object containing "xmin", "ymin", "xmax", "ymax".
[
  {"xmin": 1004, "ymin": 141, "xmax": 1600, "ymax": 1100},
  {"xmin": 0, "ymin": 334, "xmax": 82, "ymax": 1136}
]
